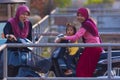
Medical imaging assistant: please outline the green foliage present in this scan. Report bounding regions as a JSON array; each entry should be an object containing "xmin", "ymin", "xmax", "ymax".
[
  {"xmin": 54, "ymin": 0, "xmax": 72, "ymax": 8},
  {"xmin": 103, "ymin": 0, "xmax": 114, "ymax": 3},
  {"xmin": 41, "ymin": 47, "xmax": 51, "ymax": 58},
  {"xmin": 84, "ymin": 0, "xmax": 114, "ymax": 5}
]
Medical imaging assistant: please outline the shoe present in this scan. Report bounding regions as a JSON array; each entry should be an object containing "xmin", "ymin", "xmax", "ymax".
[{"xmin": 64, "ymin": 69, "xmax": 73, "ymax": 75}]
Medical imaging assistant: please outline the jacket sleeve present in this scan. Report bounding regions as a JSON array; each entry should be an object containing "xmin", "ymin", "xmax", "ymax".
[
  {"xmin": 27, "ymin": 21, "xmax": 32, "ymax": 41},
  {"xmin": 3, "ymin": 22, "xmax": 13, "ymax": 37},
  {"xmin": 65, "ymin": 27, "xmax": 86, "ymax": 42}
]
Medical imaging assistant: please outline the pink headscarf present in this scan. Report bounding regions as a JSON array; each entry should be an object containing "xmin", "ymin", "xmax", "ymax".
[
  {"xmin": 8, "ymin": 5, "xmax": 30, "ymax": 38},
  {"xmin": 15, "ymin": 5, "xmax": 30, "ymax": 22},
  {"xmin": 77, "ymin": 8, "xmax": 89, "ymax": 20},
  {"xmin": 77, "ymin": 7, "xmax": 99, "ymax": 37}
]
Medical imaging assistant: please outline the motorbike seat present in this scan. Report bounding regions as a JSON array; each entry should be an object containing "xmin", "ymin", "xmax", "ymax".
[{"xmin": 100, "ymin": 50, "xmax": 120, "ymax": 60}]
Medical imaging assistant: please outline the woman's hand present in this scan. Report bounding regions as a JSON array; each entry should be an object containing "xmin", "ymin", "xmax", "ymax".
[{"xmin": 6, "ymin": 34, "xmax": 17, "ymax": 41}]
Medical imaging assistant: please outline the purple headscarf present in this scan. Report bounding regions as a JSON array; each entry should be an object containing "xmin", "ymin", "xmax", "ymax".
[
  {"xmin": 8, "ymin": 5, "xmax": 30, "ymax": 38},
  {"xmin": 77, "ymin": 8, "xmax": 99, "ymax": 36}
]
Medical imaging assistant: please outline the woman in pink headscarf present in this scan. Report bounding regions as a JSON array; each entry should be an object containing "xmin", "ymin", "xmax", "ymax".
[
  {"xmin": 3, "ymin": 5, "xmax": 32, "ymax": 43},
  {"xmin": 55, "ymin": 7, "xmax": 103, "ymax": 77},
  {"xmin": 3, "ymin": 5, "xmax": 32, "ymax": 77}
]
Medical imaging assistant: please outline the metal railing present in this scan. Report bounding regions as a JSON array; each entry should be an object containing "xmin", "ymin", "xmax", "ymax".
[
  {"xmin": 0, "ymin": 43, "xmax": 120, "ymax": 80},
  {"xmin": 1, "ymin": 8, "xmax": 119, "ymax": 80},
  {"xmin": 56, "ymin": 8, "xmax": 120, "ymax": 15},
  {"xmin": 31, "ymin": 8, "xmax": 120, "ymax": 52},
  {"xmin": 32, "ymin": 8, "xmax": 120, "ymax": 43}
]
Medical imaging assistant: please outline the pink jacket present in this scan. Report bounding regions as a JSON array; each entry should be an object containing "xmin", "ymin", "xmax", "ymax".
[
  {"xmin": 66, "ymin": 7, "xmax": 101, "ymax": 44},
  {"xmin": 65, "ymin": 27, "xmax": 100, "ymax": 44}
]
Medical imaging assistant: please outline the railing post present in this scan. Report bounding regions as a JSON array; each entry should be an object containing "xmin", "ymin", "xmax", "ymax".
[
  {"xmin": 107, "ymin": 46, "xmax": 112, "ymax": 80},
  {"xmin": 32, "ymin": 29, "xmax": 35, "ymax": 43},
  {"xmin": 3, "ymin": 48, "xmax": 7, "ymax": 80}
]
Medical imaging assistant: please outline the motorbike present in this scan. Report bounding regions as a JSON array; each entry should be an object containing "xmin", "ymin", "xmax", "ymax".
[
  {"xmin": 0, "ymin": 38, "xmax": 51, "ymax": 79},
  {"xmin": 94, "ymin": 50, "xmax": 120, "ymax": 77},
  {"xmin": 49, "ymin": 34, "xmax": 120, "ymax": 77}
]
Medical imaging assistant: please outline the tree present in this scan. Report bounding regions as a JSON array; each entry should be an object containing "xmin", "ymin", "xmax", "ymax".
[
  {"xmin": 84, "ymin": 0, "xmax": 114, "ymax": 5},
  {"xmin": 30, "ymin": 0, "xmax": 72, "ymax": 18},
  {"xmin": 53, "ymin": 0, "xmax": 72, "ymax": 8}
]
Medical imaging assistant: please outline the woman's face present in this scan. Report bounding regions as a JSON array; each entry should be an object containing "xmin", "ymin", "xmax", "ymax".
[
  {"xmin": 19, "ymin": 12, "xmax": 29, "ymax": 22},
  {"xmin": 66, "ymin": 27, "xmax": 75, "ymax": 36},
  {"xmin": 77, "ymin": 13, "xmax": 85, "ymax": 23}
]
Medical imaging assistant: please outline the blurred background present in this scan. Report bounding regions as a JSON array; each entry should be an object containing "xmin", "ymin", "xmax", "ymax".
[
  {"xmin": 0, "ymin": 0, "xmax": 120, "ymax": 45},
  {"xmin": 0, "ymin": 1, "xmax": 120, "ymax": 78},
  {"xmin": 0, "ymin": 0, "xmax": 117, "ymax": 21}
]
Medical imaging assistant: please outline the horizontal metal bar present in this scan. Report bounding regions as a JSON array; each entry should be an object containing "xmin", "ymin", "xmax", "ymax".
[
  {"xmin": 32, "ymin": 32, "xmax": 120, "ymax": 36},
  {"xmin": 7, "ymin": 77, "xmax": 120, "ymax": 80},
  {"xmin": 6, "ymin": 43, "xmax": 120, "ymax": 48}
]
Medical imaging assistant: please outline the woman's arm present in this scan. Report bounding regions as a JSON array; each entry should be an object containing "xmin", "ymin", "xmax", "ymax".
[{"xmin": 65, "ymin": 27, "xmax": 86, "ymax": 42}]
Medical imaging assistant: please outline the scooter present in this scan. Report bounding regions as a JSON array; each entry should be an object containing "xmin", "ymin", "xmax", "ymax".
[
  {"xmin": 49, "ymin": 34, "xmax": 120, "ymax": 77},
  {"xmin": 0, "ymin": 38, "xmax": 51, "ymax": 79},
  {"xmin": 49, "ymin": 34, "xmax": 82, "ymax": 77},
  {"xmin": 94, "ymin": 50, "xmax": 120, "ymax": 77}
]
